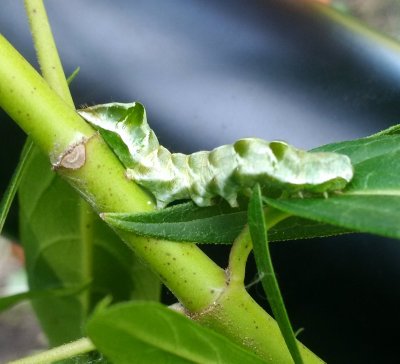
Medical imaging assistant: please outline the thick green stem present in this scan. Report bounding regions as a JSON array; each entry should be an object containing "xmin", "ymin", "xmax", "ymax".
[
  {"xmin": 0, "ymin": 33, "xmax": 226, "ymax": 311},
  {"xmin": 196, "ymin": 285, "xmax": 322, "ymax": 364},
  {"xmin": 0, "ymin": 35, "xmax": 322, "ymax": 362},
  {"xmin": 9, "ymin": 338, "xmax": 95, "ymax": 364}
]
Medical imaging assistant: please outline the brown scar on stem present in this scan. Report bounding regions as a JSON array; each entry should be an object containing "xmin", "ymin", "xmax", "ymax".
[{"xmin": 52, "ymin": 133, "xmax": 97, "ymax": 170}]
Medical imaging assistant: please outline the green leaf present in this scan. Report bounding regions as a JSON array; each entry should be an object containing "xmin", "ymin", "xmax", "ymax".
[
  {"xmin": 265, "ymin": 134, "xmax": 400, "ymax": 240},
  {"xmin": 104, "ymin": 200, "xmax": 352, "ymax": 244},
  {"xmin": 19, "ymin": 147, "xmax": 160, "ymax": 345},
  {"xmin": 103, "ymin": 201, "xmax": 247, "ymax": 244},
  {"xmin": 0, "ymin": 138, "xmax": 33, "ymax": 234},
  {"xmin": 0, "ymin": 284, "xmax": 87, "ymax": 313},
  {"xmin": 366, "ymin": 123, "xmax": 400, "ymax": 138},
  {"xmin": 313, "ymin": 133, "xmax": 400, "ymax": 163},
  {"xmin": 87, "ymin": 301, "xmax": 266, "ymax": 364},
  {"xmin": 248, "ymin": 184, "xmax": 303, "ymax": 364},
  {"xmin": 269, "ymin": 216, "xmax": 350, "ymax": 241}
]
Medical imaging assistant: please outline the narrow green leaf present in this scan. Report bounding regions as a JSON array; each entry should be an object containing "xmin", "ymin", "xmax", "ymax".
[
  {"xmin": 87, "ymin": 301, "xmax": 266, "ymax": 364},
  {"xmin": 103, "ymin": 202, "xmax": 247, "ymax": 244},
  {"xmin": 104, "ymin": 200, "xmax": 352, "ymax": 244},
  {"xmin": 367, "ymin": 123, "xmax": 400, "ymax": 138},
  {"xmin": 266, "ymin": 134, "xmax": 400, "ymax": 240},
  {"xmin": 266, "ymin": 195, "xmax": 400, "ymax": 239},
  {"xmin": 269, "ymin": 215, "xmax": 351, "ymax": 241},
  {"xmin": 0, "ymin": 138, "xmax": 33, "ymax": 233},
  {"xmin": 313, "ymin": 133, "xmax": 400, "ymax": 164},
  {"xmin": 0, "ymin": 284, "xmax": 88, "ymax": 313},
  {"xmin": 248, "ymin": 184, "xmax": 303, "ymax": 364}
]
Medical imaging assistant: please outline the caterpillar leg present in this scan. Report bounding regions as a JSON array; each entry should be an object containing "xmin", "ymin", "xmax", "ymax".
[
  {"xmin": 226, "ymin": 195, "xmax": 239, "ymax": 208},
  {"xmin": 192, "ymin": 196, "xmax": 213, "ymax": 207}
]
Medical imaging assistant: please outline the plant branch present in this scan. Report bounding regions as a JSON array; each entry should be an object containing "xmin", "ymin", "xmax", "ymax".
[
  {"xmin": 202, "ymin": 209, "xmax": 322, "ymax": 363},
  {"xmin": 9, "ymin": 337, "xmax": 95, "ymax": 364},
  {"xmin": 228, "ymin": 208, "xmax": 289, "ymax": 286},
  {"xmin": 0, "ymin": 35, "xmax": 322, "ymax": 362},
  {"xmin": 24, "ymin": 0, "xmax": 74, "ymax": 107}
]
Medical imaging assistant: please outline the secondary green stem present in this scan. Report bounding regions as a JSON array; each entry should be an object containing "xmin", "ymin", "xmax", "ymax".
[
  {"xmin": 201, "ymin": 209, "xmax": 321, "ymax": 363},
  {"xmin": 24, "ymin": 0, "xmax": 74, "ymax": 107},
  {"xmin": 228, "ymin": 208, "xmax": 290, "ymax": 285},
  {"xmin": 9, "ymin": 338, "xmax": 95, "ymax": 364}
]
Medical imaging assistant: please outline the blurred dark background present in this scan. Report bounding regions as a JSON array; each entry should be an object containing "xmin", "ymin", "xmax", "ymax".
[{"xmin": 1, "ymin": 0, "xmax": 400, "ymax": 362}]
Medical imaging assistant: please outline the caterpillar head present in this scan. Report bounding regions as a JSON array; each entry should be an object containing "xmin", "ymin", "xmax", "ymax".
[{"xmin": 268, "ymin": 141, "xmax": 354, "ymax": 193}]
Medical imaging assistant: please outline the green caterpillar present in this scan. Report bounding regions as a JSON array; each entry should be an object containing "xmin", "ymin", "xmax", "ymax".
[{"xmin": 78, "ymin": 102, "xmax": 353, "ymax": 208}]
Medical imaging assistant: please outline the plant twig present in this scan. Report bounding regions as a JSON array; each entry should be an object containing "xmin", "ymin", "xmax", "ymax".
[
  {"xmin": 24, "ymin": 0, "xmax": 74, "ymax": 107},
  {"xmin": 228, "ymin": 208, "xmax": 289, "ymax": 286},
  {"xmin": 9, "ymin": 337, "xmax": 95, "ymax": 364}
]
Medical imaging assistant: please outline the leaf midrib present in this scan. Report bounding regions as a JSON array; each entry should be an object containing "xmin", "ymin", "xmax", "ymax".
[{"xmin": 345, "ymin": 189, "xmax": 400, "ymax": 197}]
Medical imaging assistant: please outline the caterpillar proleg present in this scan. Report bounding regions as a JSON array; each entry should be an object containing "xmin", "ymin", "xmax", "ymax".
[{"xmin": 78, "ymin": 102, "xmax": 353, "ymax": 208}]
